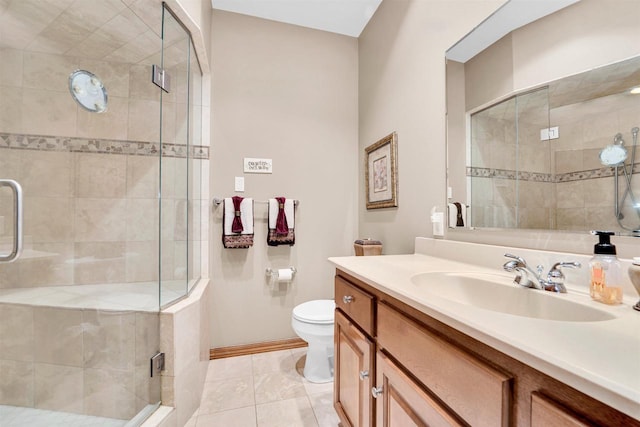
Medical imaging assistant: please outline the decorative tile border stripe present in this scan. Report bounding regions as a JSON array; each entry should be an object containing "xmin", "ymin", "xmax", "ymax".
[
  {"xmin": 468, "ymin": 164, "xmax": 639, "ymax": 183},
  {"xmin": 467, "ymin": 167, "xmax": 553, "ymax": 182},
  {"xmin": 0, "ymin": 132, "xmax": 209, "ymax": 160}
]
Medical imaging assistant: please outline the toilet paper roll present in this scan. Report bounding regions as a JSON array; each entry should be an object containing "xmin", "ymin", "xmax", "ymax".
[{"xmin": 277, "ymin": 268, "xmax": 293, "ymax": 282}]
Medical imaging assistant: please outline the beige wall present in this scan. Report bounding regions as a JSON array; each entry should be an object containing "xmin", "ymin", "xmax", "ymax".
[
  {"xmin": 446, "ymin": 59, "xmax": 468, "ymax": 204},
  {"xmin": 464, "ymin": 34, "xmax": 514, "ymax": 111},
  {"xmin": 512, "ymin": 0, "xmax": 640, "ymax": 92},
  {"xmin": 464, "ymin": 0, "xmax": 640, "ymax": 111},
  {"xmin": 210, "ymin": 11, "xmax": 358, "ymax": 347},
  {"xmin": 358, "ymin": 0, "xmax": 504, "ymax": 255}
]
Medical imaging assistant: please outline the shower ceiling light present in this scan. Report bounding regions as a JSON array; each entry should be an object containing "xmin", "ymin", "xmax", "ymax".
[
  {"xmin": 631, "ymin": 87, "xmax": 640, "ymax": 94},
  {"xmin": 69, "ymin": 70, "xmax": 108, "ymax": 113}
]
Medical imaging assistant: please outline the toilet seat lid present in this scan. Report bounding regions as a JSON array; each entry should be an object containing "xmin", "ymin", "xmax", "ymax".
[{"xmin": 293, "ymin": 299, "xmax": 335, "ymax": 324}]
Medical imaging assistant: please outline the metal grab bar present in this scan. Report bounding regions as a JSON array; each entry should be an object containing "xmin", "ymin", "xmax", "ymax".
[{"xmin": 0, "ymin": 179, "xmax": 23, "ymax": 263}]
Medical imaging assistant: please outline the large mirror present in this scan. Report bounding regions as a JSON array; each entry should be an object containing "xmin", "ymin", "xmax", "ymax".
[{"xmin": 446, "ymin": 0, "xmax": 640, "ymax": 237}]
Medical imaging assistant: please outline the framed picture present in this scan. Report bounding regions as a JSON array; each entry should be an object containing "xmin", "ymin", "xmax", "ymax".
[{"xmin": 365, "ymin": 132, "xmax": 398, "ymax": 209}]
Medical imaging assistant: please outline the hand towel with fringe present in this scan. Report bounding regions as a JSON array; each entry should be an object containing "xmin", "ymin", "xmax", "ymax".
[
  {"xmin": 447, "ymin": 202, "xmax": 466, "ymax": 228},
  {"xmin": 223, "ymin": 196, "xmax": 254, "ymax": 248},
  {"xmin": 267, "ymin": 197, "xmax": 295, "ymax": 246}
]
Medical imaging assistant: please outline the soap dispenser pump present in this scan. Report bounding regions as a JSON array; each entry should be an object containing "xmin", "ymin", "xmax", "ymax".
[{"xmin": 589, "ymin": 231, "xmax": 623, "ymax": 305}]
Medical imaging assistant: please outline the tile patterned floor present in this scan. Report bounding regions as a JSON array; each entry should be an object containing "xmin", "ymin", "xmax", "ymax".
[{"xmin": 186, "ymin": 348, "xmax": 340, "ymax": 427}]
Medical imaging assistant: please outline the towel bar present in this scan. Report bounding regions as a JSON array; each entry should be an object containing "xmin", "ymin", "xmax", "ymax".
[{"xmin": 213, "ymin": 197, "xmax": 299, "ymax": 207}]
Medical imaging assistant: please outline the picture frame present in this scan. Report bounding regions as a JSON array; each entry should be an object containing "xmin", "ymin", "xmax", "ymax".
[{"xmin": 365, "ymin": 131, "xmax": 398, "ymax": 209}]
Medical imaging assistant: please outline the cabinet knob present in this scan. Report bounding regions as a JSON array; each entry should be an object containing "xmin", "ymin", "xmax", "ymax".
[
  {"xmin": 359, "ymin": 370, "xmax": 369, "ymax": 380},
  {"xmin": 342, "ymin": 295, "xmax": 354, "ymax": 304},
  {"xmin": 371, "ymin": 386, "xmax": 383, "ymax": 398}
]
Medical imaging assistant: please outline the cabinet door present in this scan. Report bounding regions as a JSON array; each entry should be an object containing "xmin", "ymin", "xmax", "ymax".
[
  {"xmin": 531, "ymin": 393, "xmax": 592, "ymax": 427},
  {"xmin": 377, "ymin": 302, "xmax": 512, "ymax": 426},
  {"xmin": 335, "ymin": 309, "xmax": 375, "ymax": 427},
  {"xmin": 375, "ymin": 351, "xmax": 465, "ymax": 427}
]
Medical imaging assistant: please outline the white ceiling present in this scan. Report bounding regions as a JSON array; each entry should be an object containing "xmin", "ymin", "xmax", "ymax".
[{"xmin": 211, "ymin": 0, "xmax": 382, "ymax": 37}]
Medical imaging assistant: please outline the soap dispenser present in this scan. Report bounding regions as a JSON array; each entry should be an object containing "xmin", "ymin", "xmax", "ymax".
[{"xmin": 589, "ymin": 231, "xmax": 623, "ymax": 305}]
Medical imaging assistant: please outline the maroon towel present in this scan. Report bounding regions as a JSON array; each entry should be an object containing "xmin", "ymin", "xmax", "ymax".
[
  {"xmin": 231, "ymin": 196, "xmax": 244, "ymax": 233},
  {"xmin": 275, "ymin": 196, "xmax": 288, "ymax": 235}
]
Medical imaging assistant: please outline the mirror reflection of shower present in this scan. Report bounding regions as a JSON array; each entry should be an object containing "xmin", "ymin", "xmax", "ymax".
[{"xmin": 600, "ymin": 127, "xmax": 640, "ymax": 234}]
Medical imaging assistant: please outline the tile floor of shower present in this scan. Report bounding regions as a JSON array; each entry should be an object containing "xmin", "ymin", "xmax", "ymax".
[{"xmin": 1, "ymin": 348, "xmax": 339, "ymax": 427}]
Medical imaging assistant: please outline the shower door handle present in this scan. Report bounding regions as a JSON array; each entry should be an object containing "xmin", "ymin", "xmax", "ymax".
[{"xmin": 0, "ymin": 179, "xmax": 23, "ymax": 263}]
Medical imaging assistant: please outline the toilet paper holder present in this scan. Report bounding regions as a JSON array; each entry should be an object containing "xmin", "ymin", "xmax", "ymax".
[{"xmin": 265, "ymin": 267, "xmax": 297, "ymax": 280}]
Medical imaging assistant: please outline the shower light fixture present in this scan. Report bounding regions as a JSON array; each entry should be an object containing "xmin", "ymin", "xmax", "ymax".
[{"xmin": 68, "ymin": 70, "xmax": 108, "ymax": 113}]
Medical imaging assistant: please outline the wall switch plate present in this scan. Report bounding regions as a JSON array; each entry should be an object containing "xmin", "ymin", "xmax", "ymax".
[
  {"xmin": 540, "ymin": 126, "xmax": 559, "ymax": 141},
  {"xmin": 234, "ymin": 177, "xmax": 244, "ymax": 192}
]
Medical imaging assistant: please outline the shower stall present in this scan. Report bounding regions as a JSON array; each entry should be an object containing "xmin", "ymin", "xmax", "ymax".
[
  {"xmin": 599, "ymin": 128, "xmax": 640, "ymax": 234},
  {"xmin": 468, "ymin": 54, "xmax": 640, "ymax": 234},
  {"xmin": 0, "ymin": 1, "xmax": 206, "ymax": 426}
]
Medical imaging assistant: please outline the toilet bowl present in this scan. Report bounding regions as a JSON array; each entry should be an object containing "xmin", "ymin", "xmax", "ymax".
[{"xmin": 291, "ymin": 299, "xmax": 335, "ymax": 383}]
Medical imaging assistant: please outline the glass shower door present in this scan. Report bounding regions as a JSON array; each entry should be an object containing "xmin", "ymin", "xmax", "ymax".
[
  {"xmin": 469, "ymin": 87, "xmax": 550, "ymax": 229},
  {"xmin": 0, "ymin": 1, "xmax": 164, "ymax": 425},
  {"xmin": 0, "ymin": 179, "xmax": 22, "ymax": 263},
  {"xmin": 159, "ymin": 5, "xmax": 203, "ymax": 307}
]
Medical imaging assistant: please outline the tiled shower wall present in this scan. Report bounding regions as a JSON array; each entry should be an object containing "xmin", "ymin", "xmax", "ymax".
[
  {"xmin": 470, "ymin": 105, "xmax": 554, "ymax": 229},
  {"xmin": 0, "ymin": 47, "xmax": 207, "ymax": 419},
  {"xmin": 553, "ymin": 90, "xmax": 640, "ymax": 231},
  {"xmin": 0, "ymin": 48, "xmax": 207, "ymax": 289},
  {"xmin": 0, "ymin": 304, "xmax": 159, "ymax": 420},
  {"xmin": 0, "ymin": 2, "xmax": 210, "ymax": 423},
  {"xmin": 470, "ymin": 90, "xmax": 640, "ymax": 232}
]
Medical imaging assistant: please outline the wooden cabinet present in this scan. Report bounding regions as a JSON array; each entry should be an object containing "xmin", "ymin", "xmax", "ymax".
[
  {"xmin": 377, "ymin": 302, "xmax": 512, "ymax": 426},
  {"xmin": 333, "ymin": 269, "xmax": 640, "ymax": 427},
  {"xmin": 334, "ymin": 309, "xmax": 375, "ymax": 427},
  {"xmin": 375, "ymin": 351, "xmax": 464, "ymax": 427},
  {"xmin": 531, "ymin": 393, "xmax": 592, "ymax": 427},
  {"xmin": 335, "ymin": 275, "xmax": 375, "ymax": 336}
]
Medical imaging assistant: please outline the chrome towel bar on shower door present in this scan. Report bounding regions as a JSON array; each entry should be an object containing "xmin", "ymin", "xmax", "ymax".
[{"xmin": 0, "ymin": 179, "xmax": 23, "ymax": 263}]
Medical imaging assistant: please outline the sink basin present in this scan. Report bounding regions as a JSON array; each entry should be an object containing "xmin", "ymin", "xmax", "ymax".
[{"xmin": 410, "ymin": 272, "xmax": 616, "ymax": 322}]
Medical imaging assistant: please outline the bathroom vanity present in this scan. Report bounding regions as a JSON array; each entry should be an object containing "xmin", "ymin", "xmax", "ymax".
[{"xmin": 330, "ymin": 239, "xmax": 640, "ymax": 426}]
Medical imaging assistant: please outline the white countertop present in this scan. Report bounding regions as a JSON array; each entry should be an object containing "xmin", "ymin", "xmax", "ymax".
[{"xmin": 329, "ymin": 245, "xmax": 640, "ymax": 420}]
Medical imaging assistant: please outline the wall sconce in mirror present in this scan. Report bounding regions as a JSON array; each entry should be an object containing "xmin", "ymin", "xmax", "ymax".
[{"xmin": 68, "ymin": 70, "xmax": 108, "ymax": 113}]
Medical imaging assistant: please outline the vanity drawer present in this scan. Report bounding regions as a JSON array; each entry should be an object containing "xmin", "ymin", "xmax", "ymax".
[
  {"xmin": 531, "ymin": 393, "xmax": 591, "ymax": 427},
  {"xmin": 377, "ymin": 302, "xmax": 512, "ymax": 427},
  {"xmin": 335, "ymin": 275, "xmax": 375, "ymax": 336}
]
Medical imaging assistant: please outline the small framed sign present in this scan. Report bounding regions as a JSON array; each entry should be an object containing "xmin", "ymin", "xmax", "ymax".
[
  {"xmin": 365, "ymin": 132, "xmax": 398, "ymax": 209},
  {"xmin": 244, "ymin": 158, "xmax": 273, "ymax": 174}
]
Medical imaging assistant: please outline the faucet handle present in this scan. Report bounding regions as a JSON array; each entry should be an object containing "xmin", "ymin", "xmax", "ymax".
[
  {"xmin": 546, "ymin": 261, "xmax": 581, "ymax": 292},
  {"xmin": 548, "ymin": 261, "xmax": 581, "ymax": 278},
  {"xmin": 504, "ymin": 253, "xmax": 526, "ymax": 265}
]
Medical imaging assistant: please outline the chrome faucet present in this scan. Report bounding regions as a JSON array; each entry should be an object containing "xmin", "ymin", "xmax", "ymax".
[{"xmin": 503, "ymin": 253, "xmax": 581, "ymax": 293}]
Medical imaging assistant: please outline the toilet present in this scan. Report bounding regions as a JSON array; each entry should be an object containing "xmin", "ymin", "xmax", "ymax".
[{"xmin": 291, "ymin": 299, "xmax": 336, "ymax": 383}]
